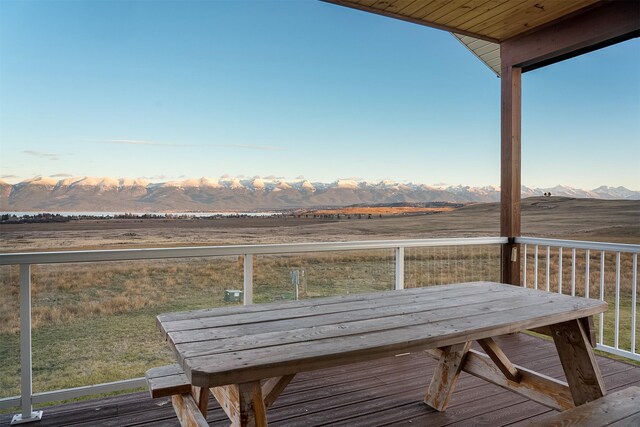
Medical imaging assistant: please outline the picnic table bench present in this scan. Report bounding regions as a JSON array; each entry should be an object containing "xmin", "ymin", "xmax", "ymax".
[{"xmin": 148, "ymin": 281, "xmax": 608, "ymax": 426}]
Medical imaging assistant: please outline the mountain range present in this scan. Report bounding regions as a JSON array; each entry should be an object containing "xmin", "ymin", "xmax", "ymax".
[{"xmin": 1, "ymin": 176, "xmax": 638, "ymax": 212}]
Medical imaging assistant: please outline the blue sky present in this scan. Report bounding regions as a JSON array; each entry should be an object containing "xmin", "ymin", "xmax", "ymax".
[{"xmin": 1, "ymin": 0, "xmax": 638, "ymax": 189}]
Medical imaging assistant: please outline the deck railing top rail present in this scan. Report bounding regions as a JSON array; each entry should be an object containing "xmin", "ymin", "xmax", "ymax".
[
  {"xmin": 515, "ymin": 237, "xmax": 640, "ymax": 253},
  {"xmin": 0, "ymin": 237, "xmax": 508, "ymax": 265}
]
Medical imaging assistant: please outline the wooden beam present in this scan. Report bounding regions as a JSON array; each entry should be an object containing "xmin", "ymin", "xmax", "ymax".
[
  {"xmin": 191, "ymin": 385, "xmax": 209, "ymax": 417},
  {"xmin": 321, "ymin": 0, "xmax": 500, "ymax": 43},
  {"xmin": 502, "ymin": 1, "xmax": 640, "ymax": 72},
  {"xmin": 477, "ymin": 337, "xmax": 521, "ymax": 382},
  {"xmin": 426, "ymin": 347, "xmax": 574, "ymax": 411},
  {"xmin": 500, "ymin": 58, "xmax": 522, "ymax": 285},
  {"xmin": 261, "ymin": 374, "xmax": 295, "ymax": 408},
  {"xmin": 550, "ymin": 319, "xmax": 606, "ymax": 406},
  {"xmin": 424, "ymin": 342, "xmax": 471, "ymax": 411}
]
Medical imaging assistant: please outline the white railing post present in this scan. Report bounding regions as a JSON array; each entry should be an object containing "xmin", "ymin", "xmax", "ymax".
[
  {"xmin": 599, "ymin": 251, "xmax": 605, "ymax": 346},
  {"xmin": 632, "ymin": 253, "xmax": 637, "ymax": 356},
  {"xmin": 12, "ymin": 264, "xmax": 43, "ymax": 425},
  {"xmin": 558, "ymin": 247, "xmax": 563, "ymax": 294},
  {"xmin": 395, "ymin": 247, "xmax": 405, "ymax": 290},
  {"xmin": 545, "ymin": 246, "xmax": 550, "ymax": 292},
  {"xmin": 614, "ymin": 252, "xmax": 621, "ymax": 349},
  {"xmin": 585, "ymin": 249, "xmax": 590, "ymax": 299},
  {"xmin": 243, "ymin": 254, "xmax": 253, "ymax": 305}
]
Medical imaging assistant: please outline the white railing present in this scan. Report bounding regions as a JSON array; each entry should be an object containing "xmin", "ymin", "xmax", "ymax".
[
  {"xmin": 0, "ymin": 237, "xmax": 505, "ymax": 421},
  {"xmin": 516, "ymin": 237, "xmax": 639, "ymax": 362}
]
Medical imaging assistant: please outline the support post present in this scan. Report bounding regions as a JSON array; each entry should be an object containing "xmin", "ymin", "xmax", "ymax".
[
  {"xmin": 11, "ymin": 264, "xmax": 43, "ymax": 425},
  {"xmin": 243, "ymin": 254, "xmax": 253, "ymax": 305},
  {"xmin": 395, "ymin": 247, "xmax": 405, "ymax": 290},
  {"xmin": 500, "ymin": 61, "xmax": 522, "ymax": 286}
]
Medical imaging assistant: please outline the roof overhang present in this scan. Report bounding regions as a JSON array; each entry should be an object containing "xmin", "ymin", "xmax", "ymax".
[{"xmin": 322, "ymin": 1, "xmax": 618, "ymax": 77}]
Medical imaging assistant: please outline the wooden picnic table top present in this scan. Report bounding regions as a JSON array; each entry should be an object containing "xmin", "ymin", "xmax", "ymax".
[{"xmin": 156, "ymin": 281, "xmax": 607, "ymax": 389}]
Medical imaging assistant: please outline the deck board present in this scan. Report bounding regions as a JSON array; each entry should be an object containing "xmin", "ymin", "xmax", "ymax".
[{"xmin": 2, "ymin": 334, "xmax": 639, "ymax": 427}]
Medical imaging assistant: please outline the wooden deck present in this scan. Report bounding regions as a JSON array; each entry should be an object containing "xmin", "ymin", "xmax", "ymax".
[{"xmin": 2, "ymin": 334, "xmax": 640, "ymax": 427}]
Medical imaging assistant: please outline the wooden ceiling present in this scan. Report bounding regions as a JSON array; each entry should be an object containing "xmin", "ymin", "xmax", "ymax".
[{"xmin": 325, "ymin": 0, "xmax": 604, "ymax": 43}]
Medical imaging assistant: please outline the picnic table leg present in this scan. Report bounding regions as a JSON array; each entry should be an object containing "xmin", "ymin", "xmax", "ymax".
[
  {"xmin": 171, "ymin": 393, "xmax": 209, "ymax": 427},
  {"xmin": 550, "ymin": 318, "xmax": 606, "ymax": 406},
  {"xmin": 211, "ymin": 381, "xmax": 267, "ymax": 427},
  {"xmin": 424, "ymin": 341, "xmax": 471, "ymax": 411},
  {"xmin": 192, "ymin": 385, "xmax": 209, "ymax": 416}
]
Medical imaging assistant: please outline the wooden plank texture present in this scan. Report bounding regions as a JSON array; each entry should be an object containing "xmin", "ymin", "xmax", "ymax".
[
  {"xmin": 261, "ymin": 375, "xmax": 295, "ymax": 408},
  {"xmin": 426, "ymin": 347, "xmax": 574, "ymax": 411},
  {"xmin": 528, "ymin": 386, "xmax": 640, "ymax": 427},
  {"xmin": 145, "ymin": 365, "xmax": 191, "ymax": 398},
  {"xmin": 167, "ymin": 286, "xmax": 514, "ymax": 344},
  {"xmin": 172, "ymin": 291, "xmax": 539, "ymax": 360},
  {"xmin": 550, "ymin": 319, "xmax": 606, "ymax": 406},
  {"xmin": 171, "ymin": 393, "xmax": 209, "ymax": 427},
  {"xmin": 424, "ymin": 342, "xmax": 471, "ymax": 411},
  {"xmin": 161, "ymin": 282, "xmax": 491, "ymax": 334},
  {"xmin": 478, "ymin": 337, "xmax": 521, "ymax": 382},
  {"xmin": 325, "ymin": 0, "xmax": 601, "ymax": 42},
  {"xmin": 166, "ymin": 284, "xmax": 605, "ymax": 387}
]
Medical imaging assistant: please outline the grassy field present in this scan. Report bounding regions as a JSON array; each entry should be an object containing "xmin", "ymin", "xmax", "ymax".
[{"xmin": 0, "ymin": 197, "xmax": 638, "ymax": 407}]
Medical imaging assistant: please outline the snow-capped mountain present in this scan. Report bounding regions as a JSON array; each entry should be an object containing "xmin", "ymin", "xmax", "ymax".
[{"xmin": 0, "ymin": 177, "xmax": 638, "ymax": 212}]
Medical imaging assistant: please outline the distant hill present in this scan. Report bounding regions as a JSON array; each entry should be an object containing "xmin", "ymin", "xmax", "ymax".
[{"xmin": 0, "ymin": 176, "xmax": 638, "ymax": 212}]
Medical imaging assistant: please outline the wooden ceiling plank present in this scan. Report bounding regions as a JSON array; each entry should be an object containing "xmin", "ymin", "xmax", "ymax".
[
  {"xmin": 435, "ymin": 0, "xmax": 495, "ymax": 26},
  {"xmin": 382, "ymin": 0, "xmax": 418, "ymax": 13},
  {"xmin": 395, "ymin": 0, "xmax": 438, "ymax": 16},
  {"xmin": 323, "ymin": 0, "xmax": 500, "ymax": 42},
  {"xmin": 426, "ymin": 0, "xmax": 476, "ymax": 22},
  {"xmin": 445, "ymin": 0, "xmax": 502, "ymax": 28},
  {"xmin": 465, "ymin": 0, "xmax": 541, "ymax": 34},
  {"xmin": 456, "ymin": 1, "xmax": 525, "ymax": 35},
  {"xmin": 485, "ymin": 0, "xmax": 602, "ymax": 40},
  {"xmin": 410, "ymin": 0, "xmax": 452, "ymax": 20},
  {"xmin": 356, "ymin": 0, "xmax": 382, "ymax": 6}
]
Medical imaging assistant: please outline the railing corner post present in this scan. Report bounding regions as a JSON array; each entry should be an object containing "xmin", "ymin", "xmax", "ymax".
[{"xmin": 12, "ymin": 264, "xmax": 43, "ymax": 425}]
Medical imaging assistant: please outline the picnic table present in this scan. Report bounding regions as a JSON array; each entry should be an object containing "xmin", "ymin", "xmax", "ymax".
[{"xmin": 153, "ymin": 281, "xmax": 607, "ymax": 426}]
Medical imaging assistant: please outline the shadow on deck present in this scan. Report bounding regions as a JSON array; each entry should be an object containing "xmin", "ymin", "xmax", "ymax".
[{"xmin": 2, "ymin": 334, "xmax": 640, "ymax": 427}]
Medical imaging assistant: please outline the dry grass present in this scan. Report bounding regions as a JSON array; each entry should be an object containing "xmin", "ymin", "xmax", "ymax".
[{"xmin": 310, "ymin": 207, "xmax": 457, "ymax": 216}]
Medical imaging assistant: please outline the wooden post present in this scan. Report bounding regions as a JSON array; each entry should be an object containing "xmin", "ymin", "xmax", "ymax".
[
  {"xmin": 500, "ymin": 60, "xmax": 522, "ymax": 286},
  {"xmin": 424, "ymin": 342, "xmax": 471, "ymax": 411}
]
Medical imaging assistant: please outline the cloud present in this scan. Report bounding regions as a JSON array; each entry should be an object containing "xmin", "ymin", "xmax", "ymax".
[
  {"xmin": 218, "ymin": 144, "xmax": 285, "ymax": 151},
  {"xmin": 141, "ymin": 174, "xmax": 169, "ymax": 180},
  {"xmin": 296, "ymin": 175, "xmax": 305, "ymax": 180},
  {"xmin": 51, "ymin": 173, "xmax": 73, "ymax": 177},
  {"xmin": 95, "ymin": 139, "xmax": 178, "ymax": 147},
  {"xmin": 22, "ymin": 150, "xmax": 60, "ymax": 160}
]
